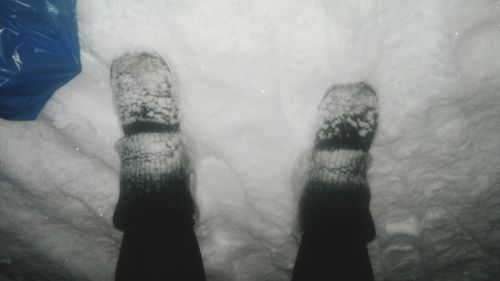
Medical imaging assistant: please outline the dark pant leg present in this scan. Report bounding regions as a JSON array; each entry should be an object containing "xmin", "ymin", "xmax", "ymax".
[
  {"xmin": 292, "ymin": 181, "xmax": 375, "ymax": 281},
  {"xmin": 292, "ymin": 226, "xmax": 374, "ymax": 281},
  {"xmin": 114, "ymin": 177, "xmax": 205, "ymax": 281},
  {"xmin": 115, "ymin": 215, "xmax": 205, "ymax": 281}
]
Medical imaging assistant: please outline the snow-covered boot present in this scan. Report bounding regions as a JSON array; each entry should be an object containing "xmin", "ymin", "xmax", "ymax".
[
  {"xmin": 111, "ymin": 52, "xmax": 205, "ymax": 281},
  {"xmin": 292, "ymin": 82, "xmax": 378, "ymax": 281},
  {"xmin": 111, "ymin": 51, "xmax": 194, "ymax": 230}
]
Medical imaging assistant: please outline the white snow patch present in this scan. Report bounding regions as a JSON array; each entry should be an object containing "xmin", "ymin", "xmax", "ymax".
[{"xmin": 385, "ymin": 210, "xmax": 420, "ymax": 237}]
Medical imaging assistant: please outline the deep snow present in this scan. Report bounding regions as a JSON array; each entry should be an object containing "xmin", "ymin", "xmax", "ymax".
[{"xmin": 1, "ymin": 0, "xmax": 500, "ymax": 280}]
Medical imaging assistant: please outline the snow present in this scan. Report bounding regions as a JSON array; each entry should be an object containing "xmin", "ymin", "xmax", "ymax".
[
  {"xmin": 1, "ymin": 0, "xmax": 500, "ymax": 280},
  {"xmin": 384, "ymin": 209, "xmax": 419, "ymax": 237}
]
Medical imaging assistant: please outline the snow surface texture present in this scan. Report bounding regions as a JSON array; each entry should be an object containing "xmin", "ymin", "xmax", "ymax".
[{"xmin": 1, "ymin": 0, "xmax": 500, "ymax": 280}]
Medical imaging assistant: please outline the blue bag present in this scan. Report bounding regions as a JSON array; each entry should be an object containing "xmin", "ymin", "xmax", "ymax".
[{"xmin": 0, "ymin": 0, "xmax": 81, "ymax": 120}]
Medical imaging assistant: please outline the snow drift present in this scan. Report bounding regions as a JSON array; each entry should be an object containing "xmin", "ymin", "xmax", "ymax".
[{"xmin": 1, "ymin": 0, "xmax": 500, "ymax": 280}]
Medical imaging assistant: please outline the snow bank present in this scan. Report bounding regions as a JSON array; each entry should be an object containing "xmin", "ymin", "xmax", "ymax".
[{"xmin": 1, "ymin": 0, "xmax": 500, "ymax": 280}]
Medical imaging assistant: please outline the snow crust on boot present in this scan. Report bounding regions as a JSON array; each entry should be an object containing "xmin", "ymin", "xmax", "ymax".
[
  {"xmin": 314, "ymin": 82, "xmax": 378, "ymax": 152},
  {"xmin": 111, "ymin": 51, "xmax": 179, "ymax": 128}
]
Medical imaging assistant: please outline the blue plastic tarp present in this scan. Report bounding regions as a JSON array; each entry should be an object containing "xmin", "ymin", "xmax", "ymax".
[{"xmin": 0, "ymin": 0, "xmax": 81, "ymax": 120}]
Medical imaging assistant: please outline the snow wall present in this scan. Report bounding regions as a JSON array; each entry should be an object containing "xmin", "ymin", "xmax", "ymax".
[{"xmin": 1, "ymin": 0, "xmax": 500, "ymax": 280}]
